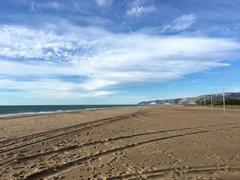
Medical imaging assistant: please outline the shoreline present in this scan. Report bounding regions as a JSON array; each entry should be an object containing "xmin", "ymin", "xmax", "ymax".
[
  {"xmin": 0, "ymin": 105, "xmax": 137, "ymax": 120},
  {"xmin": 1, "ymin": 104, "xmax": 239, "ymax": 120}
]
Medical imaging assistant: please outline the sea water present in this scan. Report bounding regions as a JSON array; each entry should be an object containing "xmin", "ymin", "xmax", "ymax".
[{"xmin": 0, "ymin": 105, "xmax": 134, "ymax": 117}]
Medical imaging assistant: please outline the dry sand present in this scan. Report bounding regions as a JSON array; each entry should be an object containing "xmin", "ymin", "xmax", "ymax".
[{"xmin": 0, "ymin": 106, "xmax": 240, "ymax": 180}]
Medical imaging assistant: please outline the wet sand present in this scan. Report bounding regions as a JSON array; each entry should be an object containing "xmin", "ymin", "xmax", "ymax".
[{"xmin": 0, "ymin": 106, "xmax": 240, "ymax": 179}]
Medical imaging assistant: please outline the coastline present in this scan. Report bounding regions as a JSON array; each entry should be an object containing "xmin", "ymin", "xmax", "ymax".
[{"xmin": 0, "ymin": 105, "xmax": 136, "ymax": 119}]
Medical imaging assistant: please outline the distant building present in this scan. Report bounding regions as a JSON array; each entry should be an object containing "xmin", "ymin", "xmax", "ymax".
[{"xmin": 150, "ymin": 102, "xmax": 157, "ymax": 105}]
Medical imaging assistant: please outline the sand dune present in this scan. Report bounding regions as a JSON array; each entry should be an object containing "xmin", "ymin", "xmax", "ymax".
[{"xmin": 0, "ymin": 106, "xmax": 240, "ymax": 179}]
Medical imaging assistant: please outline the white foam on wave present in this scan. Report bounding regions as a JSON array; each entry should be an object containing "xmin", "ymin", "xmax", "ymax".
[
  {"xmin": 0, "ymin": 110, "xmax": 73, "ymax": 118},
  {"xmin": 0, "ymin": 107, "xmax": 110, "ymax": 118}
]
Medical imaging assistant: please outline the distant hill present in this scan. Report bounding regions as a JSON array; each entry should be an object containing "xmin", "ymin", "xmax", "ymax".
[{"xmin": 138, "ymin": 92, "xmax": 240, "ymax": 105}]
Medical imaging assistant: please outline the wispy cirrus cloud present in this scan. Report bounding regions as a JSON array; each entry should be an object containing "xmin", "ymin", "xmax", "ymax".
[
  {"xmin": 0, "ymin": 0, "xmax": 240, "ymax": 104},
  {"xmin": 127, "ymin": 0, "xmax": 156, "ymax": 17},
  {"xmin": 0, "ymin": 22, "xmax": 239, "ymax": 103},
  {"xmin": 162, "ymin": 14, "xmax": 197, "ymax": 32}
]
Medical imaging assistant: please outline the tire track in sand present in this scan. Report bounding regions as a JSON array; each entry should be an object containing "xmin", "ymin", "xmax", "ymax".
[
  {"xmin": 1, "ymin": 122, "xmax": 237, "ymax": 167},
  {"xmin": 0, "ymin": 111, "xmax": 145, "ymax": 155},
  {"xmin": 23, "ymin": 130, "xmax": 210, "ymax": 180},
  {"xmin": 107, "ymin": 164, "xmax": 240, "ymax": 179}
]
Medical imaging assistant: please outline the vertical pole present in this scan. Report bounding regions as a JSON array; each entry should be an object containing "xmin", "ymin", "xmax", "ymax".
[
  {"xmin": 204, "ymin": 95, "xmax": 206, "ymax": 108},
  {"xmin": 223, "ymin": 89, "xmax": 226, "ymax": 119},
  {"xmin": 211, "ymin": 93, "xmax": 213, "ymax": 110},
  {"xmin": 200, "ymin": 96, "xmax": 202, "ymax": 108}
]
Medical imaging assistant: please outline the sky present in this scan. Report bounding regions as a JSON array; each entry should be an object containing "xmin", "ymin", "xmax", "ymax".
[{"xmin": 0, "ymin": 0, "xmax": 240, "ymax": 105}]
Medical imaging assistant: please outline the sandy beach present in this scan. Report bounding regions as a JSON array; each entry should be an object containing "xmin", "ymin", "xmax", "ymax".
[{"xmin": 0, "ymin": 106, "xmax": 240, "ymax": 179}]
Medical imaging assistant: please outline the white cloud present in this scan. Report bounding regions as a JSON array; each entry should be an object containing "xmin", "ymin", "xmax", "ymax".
[
  {"xmin": 0, "ymin": 24, "xmax": 239, "ymax": 102},
  {"xmin": 162, "ymin": 14, "xmax": 197, "ymax": 32},
  {"xmin": 127, "ymin": 5, "xmax": 156, "ymax": 17},
  {"xmin": 127, "ymin": 0, "xmax": 156, "ymax": 17},
  {"xmin": 0, "ymin": 78, "xmax": 114, "ymax": 100}
]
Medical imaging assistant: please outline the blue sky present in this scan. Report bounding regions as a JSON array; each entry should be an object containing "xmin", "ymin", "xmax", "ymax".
[{"xmin": 0, "ymin": 0, "xmax": 240, "ymax": 105}]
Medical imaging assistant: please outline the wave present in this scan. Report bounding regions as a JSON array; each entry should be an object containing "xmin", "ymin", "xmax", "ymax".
[{"xmin": 0, "ymin": 105, "xmax": 134, "ymax": 118}]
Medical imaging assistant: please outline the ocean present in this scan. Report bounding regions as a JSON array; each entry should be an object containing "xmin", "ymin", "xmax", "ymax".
[{"xmin": 0, "ymin": 105, "xmax": 134, "ymax": 117}]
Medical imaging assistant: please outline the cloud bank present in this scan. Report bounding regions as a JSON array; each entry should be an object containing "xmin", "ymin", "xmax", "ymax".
[{"xmin": 0, "ymin": 23, "xmax": 239, "ymax": 102}]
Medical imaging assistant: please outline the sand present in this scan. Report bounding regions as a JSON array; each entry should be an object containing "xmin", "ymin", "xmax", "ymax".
[{"xmin": 0, "ymin": 106, "xmax": 240, "ymax": 180}]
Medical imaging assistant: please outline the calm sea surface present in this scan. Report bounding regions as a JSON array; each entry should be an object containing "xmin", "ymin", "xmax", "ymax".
[{"xmin": 0, "ymin": 105, "xmax": 134, "ymax": 117}]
